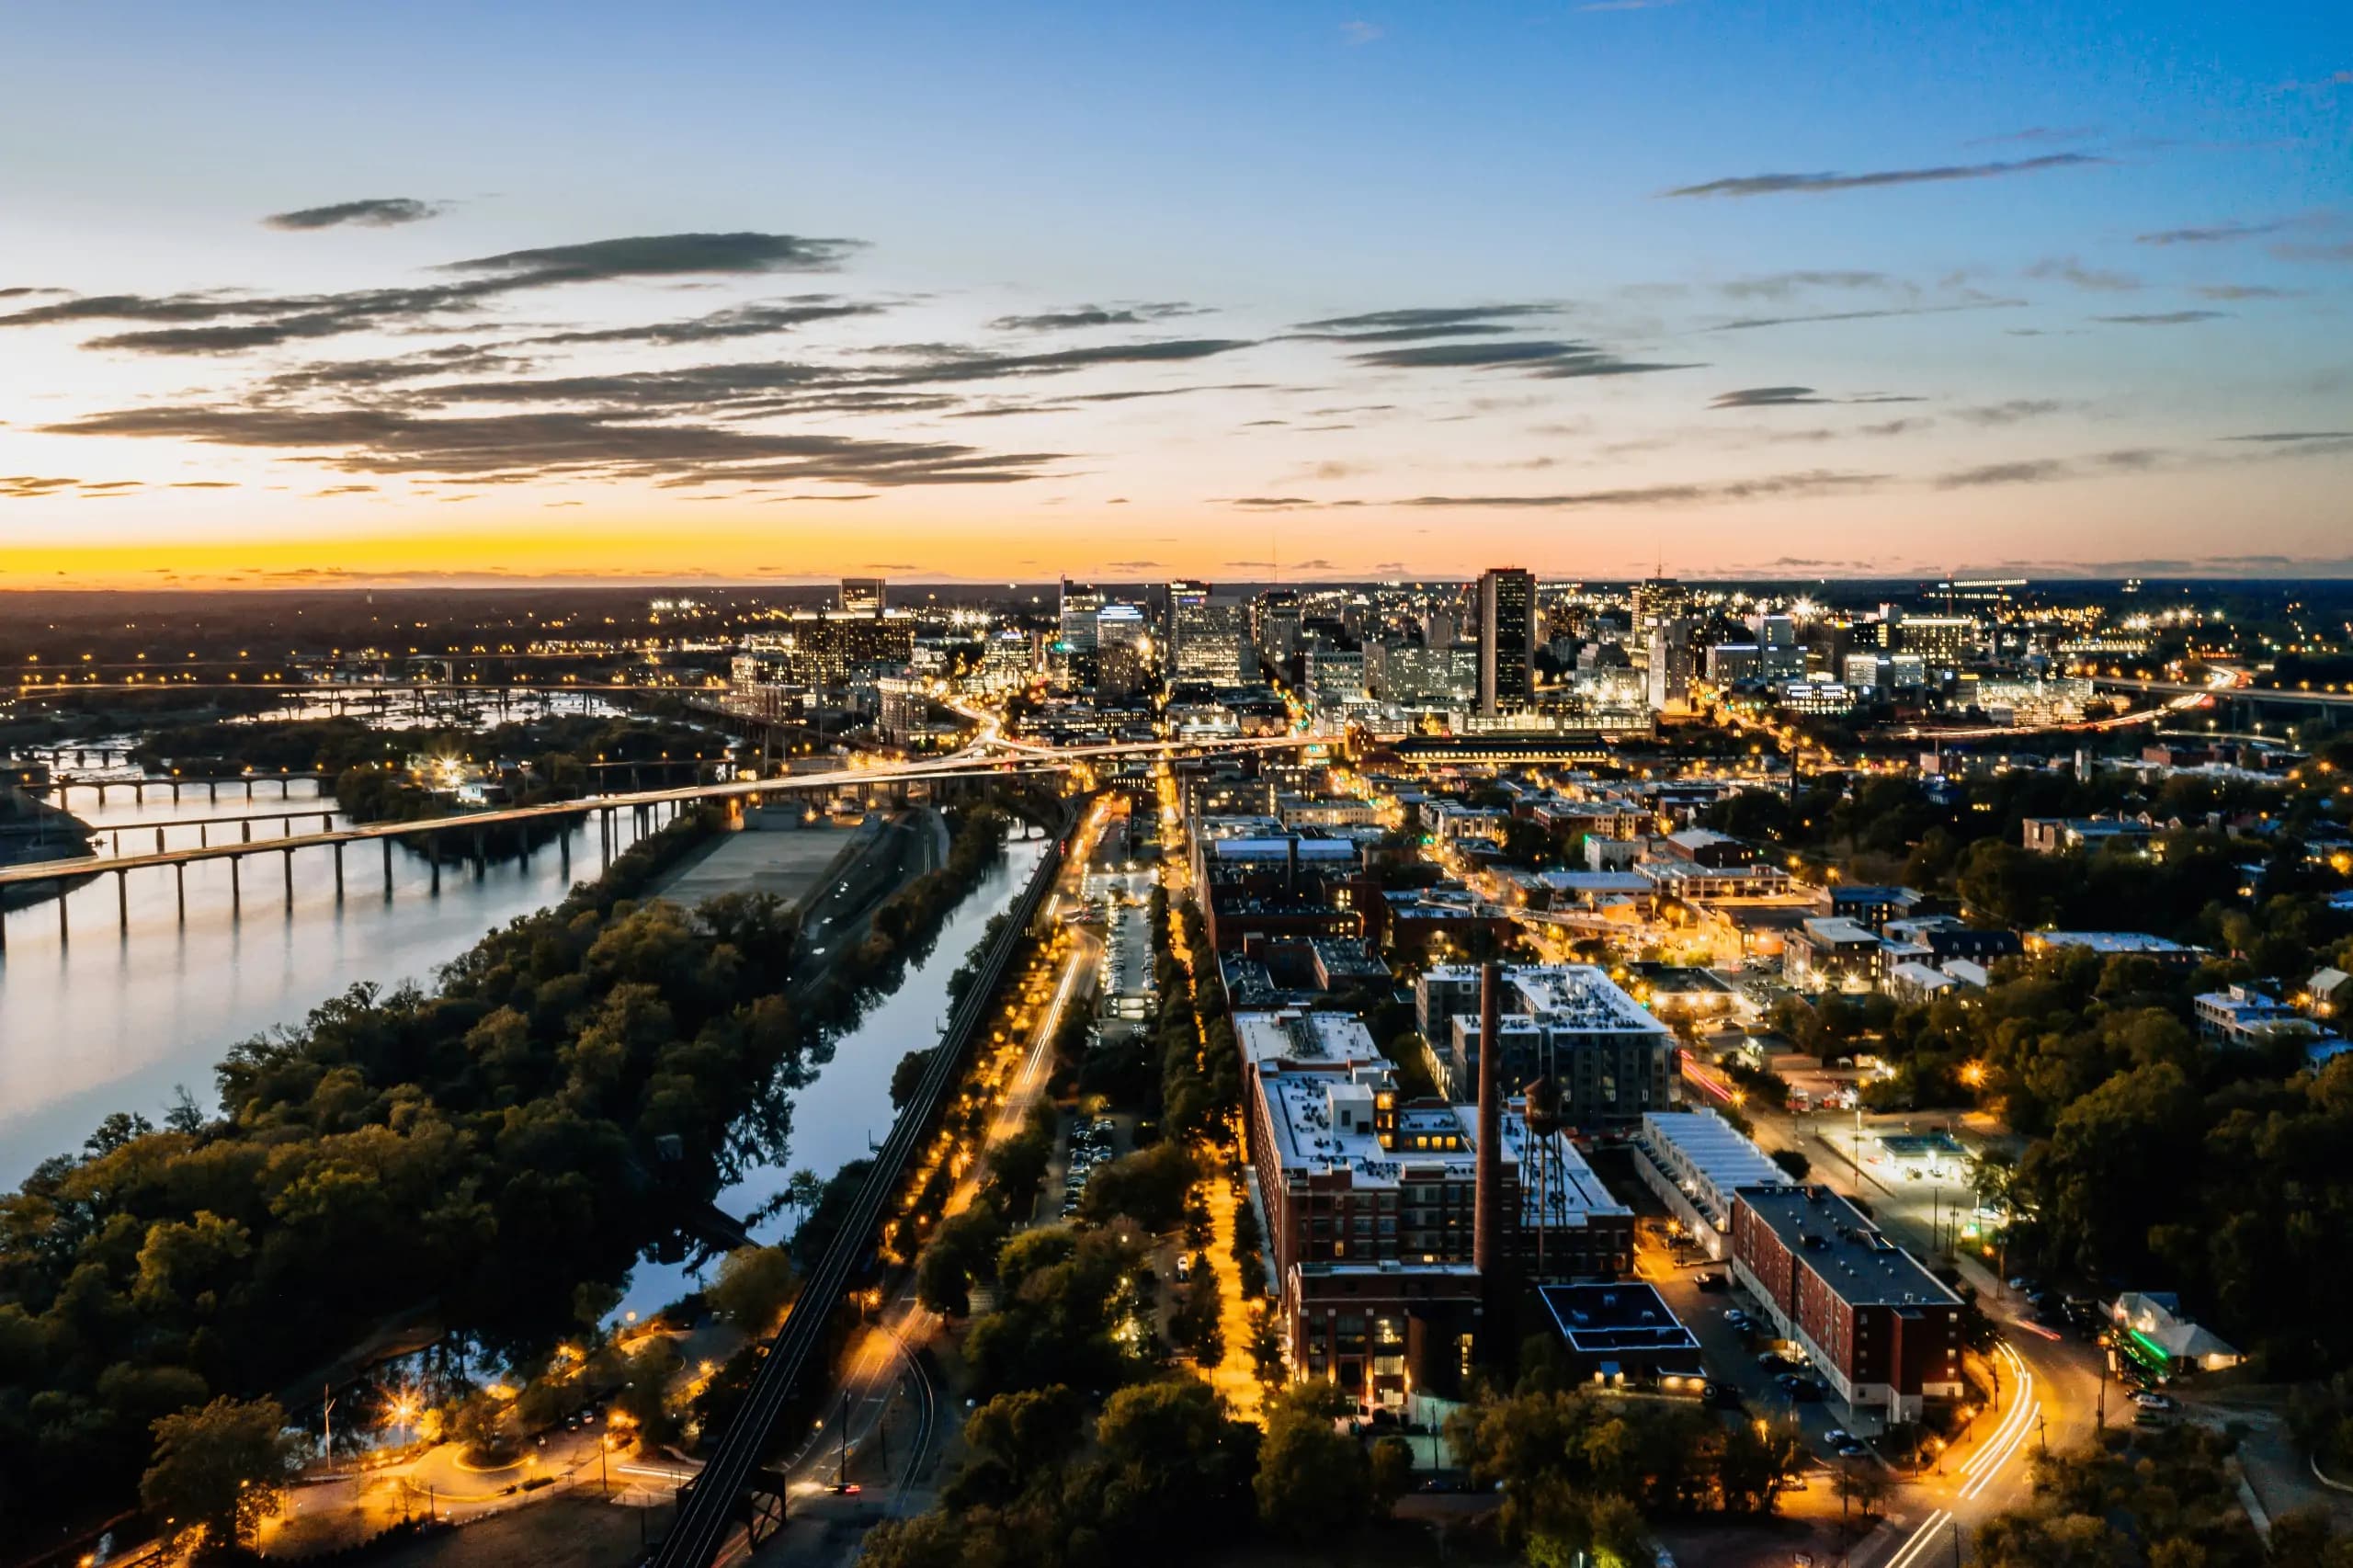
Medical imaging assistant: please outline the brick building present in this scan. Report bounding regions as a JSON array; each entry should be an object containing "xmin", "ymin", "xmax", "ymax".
[{"xmin": 1730, "ymin": 1186, "xmax": 1964, "ymax": 1422}]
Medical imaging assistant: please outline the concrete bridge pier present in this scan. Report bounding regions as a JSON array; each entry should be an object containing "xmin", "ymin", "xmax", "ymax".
[
  {"xmin": 334, "ymin": 842, "xmax": 345, "ymax": 901},
  {"xmin": 176, "ymin": 863, "xmax": 186, "ymax": 923},
  {"xmin": 117, "ymin": 869, "xmax": 129, "ymax": 935},
  {"xmin": 229, "ymin": 856, "xmax": 241, "ymax": 917},
  {"xmin": 282, "ymin": 849, "xmax": 295, "ymax": 912},
  {"xmin": 382, "ymin": 837, "xmax": 394, "ymax": 899}
]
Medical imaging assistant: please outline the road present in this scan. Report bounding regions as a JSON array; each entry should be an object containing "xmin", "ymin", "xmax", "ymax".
[{"xmin": 1677, "ymin": 1057, "xmax": 2109, "ymax": 1563}]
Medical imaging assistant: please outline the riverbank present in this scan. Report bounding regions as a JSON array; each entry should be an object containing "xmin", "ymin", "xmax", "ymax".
[{"xmin": 0, "ymin": 793, "xmax": 1047, "ymax": 1564}]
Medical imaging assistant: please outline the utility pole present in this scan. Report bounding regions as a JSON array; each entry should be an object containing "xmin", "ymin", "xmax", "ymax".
[
  {"xmin": 322, "ymin": 1383, "xmax": 335, "ymax": 1469},
  {"xmin": 2037, "ymin": 1408, "xmax": 2048, "ymax": 1455},
  {"xmin": 839, "ymin": 1389, "xmax": 851, "ymax": 1488}
]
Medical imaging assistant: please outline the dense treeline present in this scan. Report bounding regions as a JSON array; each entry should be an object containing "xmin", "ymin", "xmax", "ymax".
[
  {"xmin": 131, "ymin": 713, "xmax": 729, "ymax": 779},
  {"xmin": 1754, "ymin": 735, "xmax": 2353, "ymax": 1377},
  {"xmin": 0, "ymin": 796, "xmax": 1031, "ymax": 1541},
  {"xmin": 1973, "ymin": 1425, "xmax": 2353, "ymax": 1566},
  {"xmin": 0, "ymin": 811, "xmax": 762, "ymax": 1532},
  {"xmin": 1775, "ymin": 958, "xmax": 2353, "ymax": 1378},
  {"xmin": 1444, "ymin": 1338, "xmax": 1804, "ymax": 1564},
  {"xmin": 1701, "ymin": 755, "xmax": 2343, "ymax": 914}
]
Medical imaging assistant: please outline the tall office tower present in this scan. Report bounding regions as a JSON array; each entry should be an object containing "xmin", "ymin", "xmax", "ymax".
[
  {"xmin": 1632, "ymin": 576, "xmax": 1689, "ymax": 640},
  {"xmin": 1165, "ymin": 578, "xmax": 1206, "ymax": 670},
  {"xmin": 1645, "ymin": 617, "xmax": 1698, "ymax": 712},
  {"xmin": 1895, "ymin": 614, "xmax": 1978, "ymax": 675},
  {"xmin": 1057, "ymin": 577, "xmax": 1104, "ymax": 688},
  {"xmin": 1097, "ymin": 602, "xmax": 1153, "ymax": 699},
  {"xmin": 1255, "ymin": 589, "xmax": 1302, "ymax": 672},
  {"xmin": 840, "ymin": 576, "xmax": 886, "ymax": 615},
  {"xmin": 1747, "ymin": 612, "xmax": 1804, "ymax": 679},
  {"xmin": 1169, "ymin": 579, "xmax": 1247, "ymax": 686},
  {"xmin": 1476, "ymin": 567, "xmax": 1537, "ymax": 717}
]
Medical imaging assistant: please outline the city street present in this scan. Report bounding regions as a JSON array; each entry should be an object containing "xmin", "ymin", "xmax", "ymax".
[{"xmin": 1677, "ymin": 1057, "xmax": 2113, "ymax": 1563}]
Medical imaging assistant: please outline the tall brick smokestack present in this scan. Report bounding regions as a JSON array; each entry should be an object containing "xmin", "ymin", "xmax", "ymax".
[{"xmin": 1473, "ymin": 960, "xmax": 1503, "ymax": 1280}]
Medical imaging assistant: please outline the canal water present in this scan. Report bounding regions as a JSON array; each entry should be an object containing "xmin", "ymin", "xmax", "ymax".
[
  {"xmin": 619, "ymin": 833, "xmax": 1046, "ymax": 1316},
  {"xmin": 0, "ymin": 782, "xmax": 661, "ymax": 1185}
]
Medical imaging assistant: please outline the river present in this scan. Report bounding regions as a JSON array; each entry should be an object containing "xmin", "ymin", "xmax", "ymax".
[
  {"xmin": 0, "ymin": 782, "xmax": 663, "ymax": 1184},
  {"xmin": 0, "ymin": 769, "xmax": 1046, "ymax": 1324}
]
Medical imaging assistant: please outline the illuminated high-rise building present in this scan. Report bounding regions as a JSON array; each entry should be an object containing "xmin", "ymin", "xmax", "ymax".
[
  {"xmin": 1169, "ymin": 579, "xmax": 1248, "ymax": 686},
  {"xmin": 1476, "ymin": 567, "xmax": 1537, "ymax": 717}
]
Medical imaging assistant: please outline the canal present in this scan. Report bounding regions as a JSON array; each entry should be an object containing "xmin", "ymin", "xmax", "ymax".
[{"xmin": 620, "ymin": 831, "xmax": 1047, "ymax": 1315}]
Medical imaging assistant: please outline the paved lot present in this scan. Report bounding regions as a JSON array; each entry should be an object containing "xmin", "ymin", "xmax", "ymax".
[{"xmin": 649, "ymin": 820, "xmax": 862, "ymax": 908}]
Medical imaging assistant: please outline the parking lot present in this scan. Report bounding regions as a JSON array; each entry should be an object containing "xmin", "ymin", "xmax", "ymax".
[
  {"xmin": 1635, "ymin": 1221, "xmax": 1891, "ymax": 1475},
  {"xmin": 1056, "ymin": 1111, "xmax": 1122, "ymax": 1219}
]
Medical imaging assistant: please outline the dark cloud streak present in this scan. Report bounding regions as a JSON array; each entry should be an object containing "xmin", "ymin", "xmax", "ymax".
[
  {"xmin": 264, "ymin": 198, "xmax": 446, "ymax": 231},
  {"xmin": 1664, "ymin": 153, "xmax": 2104, "ymax": 199}
]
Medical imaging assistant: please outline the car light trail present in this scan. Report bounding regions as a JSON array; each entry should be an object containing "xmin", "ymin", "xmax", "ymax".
[
  {"xmin": 1958, "ymin": 1343, "xmax": 2037, "ymax": 1502},
  {"xmin": 1881, "ymin": 1506, "xmax": 1952, "ymax": 1568}
]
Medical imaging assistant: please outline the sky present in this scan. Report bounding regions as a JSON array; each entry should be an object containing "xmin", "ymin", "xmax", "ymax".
[{"xmin": 0, "ymin": 0, "xmax": 2348, "ymax": 588}]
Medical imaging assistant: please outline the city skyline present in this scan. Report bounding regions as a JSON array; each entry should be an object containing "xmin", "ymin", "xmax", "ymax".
[{"xmin": 4, "ymin": 0, "xmax": 2350, "ymax": 588}]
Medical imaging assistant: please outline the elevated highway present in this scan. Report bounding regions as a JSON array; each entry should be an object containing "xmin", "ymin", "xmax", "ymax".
[{"xmin": 0, "ymin": 733, "xmax": 1320, "ymax": 947}]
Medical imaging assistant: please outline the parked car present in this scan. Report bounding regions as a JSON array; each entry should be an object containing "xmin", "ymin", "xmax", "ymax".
[
  {"xmin": 1723, "ymin": 1308, "xmax": 1752, "ymax": 1329},
  {"xmin": 1822, "ymin": 1427, "xmax": 1853, "ymax": 1449},
  {"xmin": 2131, "ymin": 1391, "xmax": 2177, "ymax": 1412},
  {"xmin": 1834, "ymin": 1439, "xmax": 1870, "ymax": 1460},
  {"xmin": 1694, "ymin": 1271, "xmax": 1727, "ymax": 1292}
]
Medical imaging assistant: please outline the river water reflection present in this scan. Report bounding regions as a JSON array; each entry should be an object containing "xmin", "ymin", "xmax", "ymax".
[{"xmin": 0, "ymin": 782, "xmax": 659, "ymax": 1185}]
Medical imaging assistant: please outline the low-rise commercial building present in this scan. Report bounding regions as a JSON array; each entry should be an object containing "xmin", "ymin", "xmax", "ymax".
[
  {"xmin": 2020, "ymin": 816, "xmax": 2155, "ymax": 856},
  {"xmin": 2109, "ymin": 1291, "xmax": 2243, "ymax": 1376},
  {"xmin": 1628, "ymin": 1109, "xmax": 1792, "ymax": 1260},
  {"xmin": 2023, "ymin": 930, "xmax": 2205, "ymax": 968},
  {"xmin": 2193, "ymin": 983, "xmax": 2307, "ymax": 1046},
  {"xmin": 1783, "ymin": 916, "xmax": 1888, "ymax": 993},
  {"xmin": 1537, "ymin": 1282, "xmax": 1708, "ymax": 1396}
]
